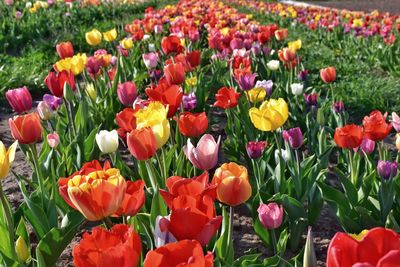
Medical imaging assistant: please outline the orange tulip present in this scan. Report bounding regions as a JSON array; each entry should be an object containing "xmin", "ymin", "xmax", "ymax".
[
  {"xmin": 334, "ymin": 124, "xmax": 364, "ymax": 149},
  {"xmin": 164, "ymin": 62, "xmax": 186, "ymax": 85},
  {"xmin": 56, "ymin": 41, "xmax": 74, "ymax": 59},
  {"xmin": 127, "ymin": 128, "xmax": 158, "ymax": 161},
  {"xmin": 278, "ymin": 47, "xmax": 296, "ymax": 62},
  {"xmin": 115, "ymin": 180, "xmax": 145, "ymax": 217},
  {"xmin": 212, "ymin": 162, "xmax": 252, "ymax": 206},
  {"xmin": 362, "ymin": 110, "xmax": 392, "ymax": 141},
  {"xmin": 275, "ymin": 29, "xmax": 288, "ymax": 41},
  {"xmin": 9, "ymin": 112, "xmax": 42, "ymax": 144},
  {"xmin": 320, "ymin": 67, "xmax": 336, "ymax": 83},
  {"xmin": 178, "ymin": 112, "xmax": 208, "ymax": 137},
  {"xmin": 62, "ymin": 168, "xmax": 126, "ymax": 221}
]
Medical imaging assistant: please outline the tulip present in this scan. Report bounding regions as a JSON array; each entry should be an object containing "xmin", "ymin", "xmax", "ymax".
[
  {"xmin": 396, "ymin": 133, "xmax": 400, "ymax": 151},
  {"xmin": 178, "ymin": 112, "xmax": 208, "ymax": 138},
  {"xmin": 161, "ymin": 35, "xmax": 183, "ymax": 55},
  {"xmin": 73, "ymin": 224, "xmax": 141, "ymax": 267},
  {"xmin": 246, "ymin": 141, "xmax": 267, "ymax": 159},
  {"xmin": 326, "ymin": 227, "xmax": 400, "ymax": 267},
  {"xmin": 320, "ymin": 66, "xmax": 336, "ymax": 83},
  {"xmin": 274, "ymin": 148, "xmax": 291, "ymax": 163},
  {"xmin": 43, "ymin": 94, "xmax": 62, "ymax": 110},
  {"xmin": 15, "ymin": 236, "xmax": 29, "ymax": 263},
  {"xmin": 37, "ymin": 101, "xmax": 53, "ymax": 121},
  {"xmin": 117, "ymin": 82, "xmax": 137, "ymax": 106},
  {"xmin": 288, "ymin": 39, "xmax": 302, "ymax": 51},
  {"xmin": 96, "ymin": 130, "xmax": 119, "ymax": 154},
  {"xmin": 142, "ymin": 52, "xmax": 159, "ymax": 69},
  {"xmin": 60, "ymin": 168, "xmax": 126, "ymax": 221},
  {"xmin": 47, "ymin": 132, "xmax": 59, "ymax": 149},
  {"xmin": 377, "ymin": 160, "xmax": 398, "ymax": 180},
  {"xmin": 115, "ymin": 180, "xmax": 145, "ymax": 216},
  {"xmin": 9, "ymin": 112, "xmax": 42, "ymax": 144},
  {"xmin": 85, "ymin": 29, "xmax": 102, "ymax": 46},
  {"xmin": 275, "ymin": 28, "xmax": 288, "ymax": 41},
  {"xmin": 303, "ymin": 227, "xmax": 317, "ymax": 267},
  {"xmin": 154, "ymin": 215, "xmax": 177, "ymax": 247},
  {"xmin": 103, "ymin": 28, "xmax": 117, "ymax": 42},
  {"xmin": 267, "ymin": 60, "xmax": 280, "ymax": 71},
  {"xmin": 334, "ymin": 124, "xmax": 364, "ymax": 149},
  {"xmin": 362, "ymin": 110, "xmax": 392, "ymax": 141},
  {"xmin": 214, "ymin": 86, "xmax": 241, "ymax": 109},
  {"xmin": 186, "ymin": 50, "xmax": 201, "ymax": 69},
  {"xmin": 355, "ymin": 138, "xmax": 375, "ymax": 155},
  {"xmin": 0, "ymin": 140, "xmax": 17, "ymax": 180},
  {"xmin": 298, "ymin": 70, "xmax": 309, "ymax": 81},
  {"xmin": 278, "ymin": 47, "xmax": 296, "ymax": 62},
  {"xmin": 144, "ymin": 240, "xmax": 213, "ymax": 267},
  {"xmin": 127, "ymin": 128, "xmax": 157, "ymax": 161},
  {"xmin": 255, "ymin": 80, "xmax": 273, "ymax": 96},
  {"xmin": 182, "ymin": 92, "xmax": 197, "ymax": 111},
  {"xmin": 235, "ymin": 71, "xmax": 257, "ymax": 91},
  {"xmin": 86, "ymin": 56, "xmax": 101, "ymax": 76},
  {"xmin": 5, "ymin": 87, "xmax": 32, "ymax": 114},
  {"xmin": 212, "ymin": 162, "xmax": 251, "ymax": 206},
  {"xmin": 258, "ymin": 202, "xmax": 283, "ymax": 229},
  {"xmin": 116, "ymin": 108, "xmax": 137, "ymax": 139},
  {"xmin": 391, "ymin": 112, "xmax": 400, "ymax": 132},
  {"xmin": 120, "ymin": 38, "xmax": 133, "ymax": 50},
  {"xmin": 184, "ymin": 134, "xmax": 220, "ymax": 171},
  {"xmin": 145, "ymin": 80, "xmax": 183, "ymax": 118},
  {"xmin": 333, "ymin": 101, "xmax": 345, "ymax": 113},
  {"xmin": 164, "ymin": 62, "xmax": 186, "ymax": 85},
  {"xmin": 245, "ymin": 88, "xmax": 266, "ymax": 103},
  {"xmin": 85, "ymin": 83, "xmax": 97, "ymax": 101},
  {"xmin": 56, "ymin": 41, "xmax": 74, "ymax": 59},
  {"xmin": 290, "ymin": 83, "xmax": 303, "ymax": 96},
  {"xmin": 283, "ymin": 127, "xmax": 304, "ymax": 149},
  {"xmin": 44, "ymin": 70, "xmax": 75, "ymax": 97},
  {"xmin": 249, "ymin": 98, "xmax": 289, "ymax": 132}
]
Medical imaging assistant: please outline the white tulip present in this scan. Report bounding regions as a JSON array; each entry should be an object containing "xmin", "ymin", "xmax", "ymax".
[
  {"xmin": 148, "ymin": 43, "xmax": 156, "ymax": 52},
  {"xmin": 275, "ymin": 149, "xmax": 290, "ymax": 164},
  {"xmin": 25, "ymin": 1, "xmax": 32, "ymax": 8},
  {"xmin": 154, "ymin": 215, "xmax": 176, "ymax": 248},
  {"xmin": 96, "ymin": 130, "xmax": 119, "ymax": 154},
  {"xmin": 267, "ymin": 60, "xmax": 280, "ymax": 71},
  {"xmin": 291, "ymin": 83, "xmax": 304, "ymax": 96}
]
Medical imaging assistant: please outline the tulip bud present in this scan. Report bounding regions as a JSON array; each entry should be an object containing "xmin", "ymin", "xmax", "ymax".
[
  {"xmin": 290, "ymin": 83, "xmax": 303, "ymax": 96},
  {"xmin": 47, "ymin": 132, "xmax": 60, "ymax": 149},
  {"xmin": 117, "ymin": 81, "xmax": 137, "ymax": 106},
  {"xmin": 154, "ymin": 215, "xmax": 177, "ymax": 248},
  {"xmin": 275, "ymin": 149, "xmax": 290, "ymax": 163},
  {"xmin": 5, "ymin": 86, "xmax": 33, "ymax": 114},
  {"xmin": 356, "ymin": 138, "xmax": 375, "ymax": 154},
  {"xmin": 85, "ymin": 29, "xmax": 102, "ymax": 46},
  {"xmin": 37, "ymin": 101, "xmax": 53, "ymax": 120},
  {"xmin": 377, "ymin": 160, "xmax": 398, "ymax": 180},
  {"xmin": 56, "ymin": 41, "xmax": 74, "ymax": 59},
  {"xmin": 396, "ymin": 133, "xmax": 400, "ymax": 151},
  {"xmin": 304, "ymin": 93, "xmax": 318, "ymax": 107},
  {"xmin": 86, "ymin": 56, "xmax": 101, "ymax": 76},
  {"xmin": 96, "ymin": 130, "xmax": 119, "ymax": 154},
  {"xmin": 298, "ymin": 70, "xmax": 309, "ymax": 81},
  {"xmin": 85, "ymin": 83, "xmax": 97, "ymax": 101},
  {"xmin": 246, "ymin": 141, "xmax": 267, "ymax": 159},
  {"xmin": 303, "ymin": 227, "xmax": 317, "ymax": 267},
  {"xmin": 333, "ymin": 101, "xmax": 345, "ymax": 113},
  {"xmin": 15, "ymin": 236, "xmax": 30, "ymax": 263},
  {"xmin": 283, "ymin": 127, "xmax": 304, "ymax": 149},
  {"xmin": 267, "ymin": 60, "xmax": 280, "ymax": 71},
  {"xmin": 182, "ymin": 92, "xmax": 197, "ymax": 111},
  {"xmin": 257, "ymin": 202, "xmax": 283, "ymax": 230},
  {"xmin": 120, "ymin": 38, "xmax": 133, "ymax": 50}
]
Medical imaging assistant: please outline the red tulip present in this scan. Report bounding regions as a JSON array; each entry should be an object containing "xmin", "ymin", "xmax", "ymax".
[
  {"xmin": 275, "ymin": 28, "xmax": 288, "ymax": 41},
  {"xmin": 56, "ymin": 41, "xmax": 74, "ymax": 59},
  {"xmin": 9, "ymin": 112, "xmax": 42, "ymax": 144},
  {"xmin": 73, "ymin": 224, "xmax": 141, "ymax": 267},
  {"xmin": 164, "ymin": 62, "xmax": 186, "ymax": 85},
  {"xmin": 362, "ymin": 110, "xmax": 392, "ymax": 141},
  {"xmin": 278, "ymin": 48, "xmax": 296, "ymax": 62},
  {"xmin": 116, "ymin": 108, "xmax": 138, "ymax": 139},
  {"xmin": 161, "ymin": 35, "xmax": 183, "ymax": 55},
  {"xmin": 144, "ymin": 240, "xmax": 213, "ymax": 267},
  {"xmin": 327, "ymin": 227, "xmax": 400, "ymax": 267},
  {"xmin": 186, "ymin": 50, "xmax": 201, "ymax": 70},
  {"xmin": 320, "ymin": 67, "xmax": 337, "ymax": 83},
  {"xmin": 127, "ymin": 128, "xmax": 157, "ymax": 161},
  {"xmin": 334, "ymin": 124, "xmax": 364, "ymax": 149},
  {"xmin": 5, "ymin": 86, "xmax": 32, "ymax": 114},
  {"xmin": 115, "ymin": 180, "xmax": 145, "ymax": 216},
  {"xmin": 213, "ymin": 86, "xmax": 241, "ymax": 109},
  {"xmin": 145, "ymin": 79, "xmax": 183, "ymax": 117},
  {"xmin": 178, "ymin": 112, "xmax": 208, "ymax": 137},
  {"xmin": 44, "ymin": 70, "xmax": 75, "ymax": 97}
]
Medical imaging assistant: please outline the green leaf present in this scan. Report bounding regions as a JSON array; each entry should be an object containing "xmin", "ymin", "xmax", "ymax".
[{"xmin": 150, "ymin": 190, "xmax": 167, "ymax": 229}]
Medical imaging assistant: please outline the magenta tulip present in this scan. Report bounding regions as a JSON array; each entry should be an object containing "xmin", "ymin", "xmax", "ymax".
[
  {"xmin": 258, "ymin": 202, "xmax": 284, "ymax": 230},
  {"xmin": 184, "ymin": 134, "xmax": 220, "ymax": 171},
  {"xmin": 246, "ymin": 141, "xmax": 267, "ymax": 159},
  {"xmin": 5, "ymin": 86, "xmax": 32, "ymax": 114},
  {"xmin": 282, "ymin": 127, "xmax": 303, "ymax": 149},
  {"xmin": 117, "ymin": 81, "xmax": 137, "ymax": 106},
  {"xmin": 47, "ymin": 132, "xmax": 60, "ymax": 149}
]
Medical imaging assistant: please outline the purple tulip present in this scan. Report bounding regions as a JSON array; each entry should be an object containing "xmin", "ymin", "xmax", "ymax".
[
  {"xmin": 235, "ymin": 72, "xmax": 257, "ymax": 91},
  {"xmin": 149, "ymin": 69, "xmax": 163, "ymax": 83},
  {"xmin": 182, "ymin": 92, "xmax": 197, "ymax": 111},
  {"xmin": 117, "ymin": 81, "xmax": 137, "ymax": 106},
  {"xmin": 184, "ymin": 134, "xmax": 220, "ymax": 171},
  {"xmin": 255, "ymin": 80, "xmax": 273, "ymax": 96},
  {"xmin": 282, "ymin": 127, "xmax": 304, "ymax": 149},
  {"xmin": 5, "ymin": 86, "xmax": 32, "ymax": 114},
  {"xmin": 43, "ymin": 94, "xmax": 62, "ymax": 110},
  {"xmin": 230, "ymin": 38, "xmax": 244, "ymax": 50},
  {"xmin": 243, "ymin": 39, "xmax": 253, "ymax": 50},
  {"xmin": 258, "ymin": 203, "xmax": 284, "ymax": 230},
  {"xmin": 86, "ymin": 56, "xmax": 101, "ymax": 76},
  {"xmin": 304, "ymin": 93, "xmax": 318, "ymax": 107},
  {"xmin": 15, "ymin": 11, "xmax": 22, "ymax": 19},
  {"xmin": 298, "ymin": 70, "xmax": 309, "ymax": 81},
  {"xmin": 246, "ymin": 141, "xmax": 267, "ymax": 159},
  {"xmin": 377, "ymin": 160, "xmax": 398, "ymax": 180},
  {"xmin": 333, "ymin": 101, "xmax": 345, "ymax": 113}
]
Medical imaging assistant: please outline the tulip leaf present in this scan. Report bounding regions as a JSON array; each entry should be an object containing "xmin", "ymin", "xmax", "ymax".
[{"xmin": 150, "ymin": 190, "xmax": 167, "ymax": 228}]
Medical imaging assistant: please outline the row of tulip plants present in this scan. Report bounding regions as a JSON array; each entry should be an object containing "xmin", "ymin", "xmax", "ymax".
[{"xmin": 1, "ymin": 0, "xmax": 400, "ymax": 266}]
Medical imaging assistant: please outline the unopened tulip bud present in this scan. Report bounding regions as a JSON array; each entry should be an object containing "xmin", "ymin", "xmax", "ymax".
[
  {"xmin": 257, "ymin": 202, "xmax": 283, "ymax": 230},
  {"xmin": 291, "ymin": 83, "xmax": 303, "ymax": 96},
  {"xmin": 117, "ymin": 81, "xmax": 137, "ymax": 106},
  {"xmin": 267, "ymin": 60, "xmax": 280, "ymax": 71},
  {"xmin": 96, "ymin": 130, "xmax": 119, "ymax": 154},
  {"xmin": 15, "ymin": 236, "xmax": 29, "ymax": 263},
  {"xmin": 246, "ymin": 141, "xmax": 267, "ymax": 159},
  {"xmin": 303, "ymin": 227, "xmax": 317, "ymax": 267},
  {"xmin": 275, "ymin": 149, "xmax": 290, "ymax": 163},
  {"xmin": 47, "ymin": 132, "xmax": 60, "ymax": 149},
  {"xmin": 377, "ymin": 160, "xmax": 398, "ymax": 180},
  {"xmin": 282, "ymin": 127, "xmax": 303, "ymax": 149},
  {"xmin": 5, "ymin": 86, "xmax": 33, "ymax": 114},
  {"xmin": 391, "ymin": 112, "xmax": 400, "ymax": 132},
  {"xmin": 85, "ymin": 83, "xmax": 97, "ymax": 101},
  {"xmin": 320, "ymin": 66, "xmax": 336, "ymax": 83},
  {"xmin": 333, "ymin": 101, "xmax": 345, "ymax": 113}
]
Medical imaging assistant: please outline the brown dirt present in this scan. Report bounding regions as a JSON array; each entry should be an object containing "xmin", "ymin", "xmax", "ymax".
[{"xmin": 303, "ymin": 0, "xmax": 400, "ymax": 14}]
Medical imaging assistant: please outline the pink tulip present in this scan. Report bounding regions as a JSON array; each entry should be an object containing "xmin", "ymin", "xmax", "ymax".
[
  {"xmin": 354, "ymin": 137, "xmax": 375, "ymax": 155},
  {"xmin": 184, "ymin": 134, "xmax": 220, "ymax": 171},
  {"xmin": 391, "ymin": 112, "xmax": 400, "ymax": 132},
  {"xmin": 47, "ymin": 132, "xmax": 60, "ymax": 149},
  {"xmin": 258, "ymin": 202, "xmax": 284, "ymax": 230},
  {"xmin": 5, "ymin": 86, "xmax": 32, "ymax": 114},
  {"xmin": 117, "ymin": 81, "xmax": 137, "ymax": 106},
  {"xmin": 142, "ymin": 52, "xmax": 159, "ymax": 69},
  {"xmin": 5, "ymin": 0, "xmax": 13, "ymax": 6}
]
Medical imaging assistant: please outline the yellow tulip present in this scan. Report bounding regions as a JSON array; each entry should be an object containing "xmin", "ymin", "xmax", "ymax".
[
  {"xmin": 70, "ymin": 54, "xmax": 87, "ymax": 75},
  {"xmin": 103, "ymin": 28, "xmax": 117, "ymax": 42},
  {"xmin": 288, "ymin": 39, "xmax": 302, "ymax": 51},
  {"xmin": 15, "ymin": 236, "xmax": 30, "ymax": 263},
  {"xmin": 136, "ymin": 102, "xmax": 170, "ymax": 148},
  {"xmin": 0, "ymin": 141, "xmax": 17, "ymax": 180},
  {"xmin": 85, "ymin": 83, "xmax": 97, "ymax": 101},
  {"xmin": 85, "ymin": 29, "xmax": 102, "ymax": 46},
  {"xmin": 245, "ymin": 88, "xmax": 266, "ymax": 103},
  {"xmin": 186, "ymin": 76, "xmax": 197, "ymax": 87},
  {"xmin": 249, "ymin": 98, "xmax": 289, "ymax": 131},
  {"xmin": 120, "ymin": 38, "xmax": 133, "ymax": 50},
  {"xmin": 54, "ymin": 57, "xmax": 72, "ymax": 73}
]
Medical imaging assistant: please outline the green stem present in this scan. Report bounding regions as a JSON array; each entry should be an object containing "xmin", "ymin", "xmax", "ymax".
[
  {"xmin": 348, "ymin": 149, "xmax": 356, "ymax": 185},
  {"xmin": 295, "ymin": 149, "xmax": 302, "ymax": 199},
  {"xmin": 103, "ymin": 217, "xmax": 113, "ymax": 230},
  {"xmin": 145, "ymin": 160, "xmax": 158, "ymax": 190},
  {"xmin": 274, "ymin": 131, "xmax": 282, "ymax": 158},
  {"xmin": 66, "ymin": 100, "xmax": 77, "ymax": 137},
  {"xmin": 271, "ymin": 229, "xmax": 278, "ymax": 255},
  {"xmin": 0, "ymin": 185, "xmax": 17, "ymax": 259},
  {"xmin": 226, "ymin": 206, "xmax": 234, "ymax": 261},
  {"xmin": 30, "ymin": 144, "xmax": 46, "ymax": 207}
]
